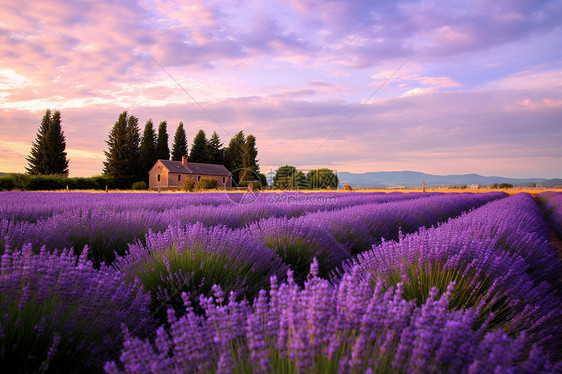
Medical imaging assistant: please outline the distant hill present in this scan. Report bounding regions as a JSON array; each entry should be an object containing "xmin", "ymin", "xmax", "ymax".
[
  {"xmin": 538, "ymin": 178, "xmax": 562, "ymax": 188},
  {"xmin": 337, "ymin": 171, "xmax": 550, "ymax": 188},
  {"xmin": 0, "ymin": 172, "xmax": 7, "ymax": 176}
]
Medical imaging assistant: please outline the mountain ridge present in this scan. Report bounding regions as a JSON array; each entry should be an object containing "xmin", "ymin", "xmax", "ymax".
[{"xmin": 337, "ymin": 171, "xmax": 561, "ymax": 188}]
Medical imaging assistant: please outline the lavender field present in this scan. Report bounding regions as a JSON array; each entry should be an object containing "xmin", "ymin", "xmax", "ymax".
[{"xmin": 1, "ymin": 191, "xmax": 562, "ymax": 373}]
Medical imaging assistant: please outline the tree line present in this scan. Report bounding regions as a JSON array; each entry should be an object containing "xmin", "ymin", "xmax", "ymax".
[
  {"xmin": 272, "ymin": 165, "xmax": 339, "ymax": 189},
  {"xmin": 22, "ymin": 109, "xmax": 263, "ymax": 189},
  {"xmin": 21, "ymin": 109, "xmax": 341, "ymax": 191},
  {"xmin": 103, "ymin": 111, "xmax": 262, "ymax": 187}
]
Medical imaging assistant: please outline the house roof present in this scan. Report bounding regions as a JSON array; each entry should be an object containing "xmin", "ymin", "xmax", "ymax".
[{"xmin": 158, "ymin": 160, "xmax": 231, "ymax": 176}]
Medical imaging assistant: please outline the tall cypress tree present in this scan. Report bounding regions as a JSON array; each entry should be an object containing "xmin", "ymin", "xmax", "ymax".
[
  {"xmin": 139, "ymin": 119, "xmax": 157, "ymax": 182},
  {"xmin": 103, "ymin": 111, "xmax": 141, "ymax": 185},
  {"xmin": 171, "ymin": 122, "xmax": 188, "ymax": 161},
  {"xmin": 26, "ymin": 109, "xmax": 51, "ymax": 175},
  {"xmin": 125, "ymin": 115, "xmax": 142, "ymax": 182},
  {"xmin": 207, "ymin": 131, "xmax": 224, "ymax": 165},
  {"xmin": 189, "ymin": 129, "xmax": 209, "ymax": 163},
  {"xmin": 45, "ymin": 110, "xmax": 69, "ymax": 175},
  {"xmin": 25, "ymin": 109, "xmax": 69, "ymax": 175},
  {"xmin": 103, "ymin": 112, "xmax": 128, "ymax": 178},
  {"xmin": 239, "ymin": 134, "xmax": 259, "ymax": 186},
  {"xmin": 156, "ymin": 121, "xmax": 170, "ymax": 160},
  {"xmin": 224, "ymin": 131, "xmax": 246, "ymax": 185}
]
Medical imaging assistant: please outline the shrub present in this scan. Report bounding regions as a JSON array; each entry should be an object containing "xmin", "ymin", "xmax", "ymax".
[
  {"xmin": 247, "ymin": 217, "xmax": 350, "ymax": 284},
  {"xmin": 115, "ymin": 222, "xmax": 288, "ymax": 321},
  {"xmin": 182, "ymin": 177, "xmax": 196, "ymax": 192},
  {"xmin": 0, "ymin": 175, "xmax": 15, "ymax": 191},
  {"xmin": 499, "ymin": 183, "xmax": 513, "ymax": 189},
  {"xmin": 197, "ymin": 177, "xmax": 218, "ymax": 190},
  {"xmin": 132, "ymin": 181, "xmax": 148, "ymax": 190},
  {"xmin": 107, "ymin": 269, "xmax": 560, "ymax": 374},
  {"xmin": 0, "ymin": 244, "xmax": 154, "ymax": 372}
]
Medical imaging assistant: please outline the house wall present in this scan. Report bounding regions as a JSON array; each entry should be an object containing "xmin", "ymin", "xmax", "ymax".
[
  {"xmin": 192, "ymin": 174, "xmax": 232, "ymax": 188},
  {"xmin": 148, "ymin": 161, "xmax": 169, "ymax": 189},
  {"xmin": 168, "ymin": 173, "xmax": 196, "ymax": 188}
]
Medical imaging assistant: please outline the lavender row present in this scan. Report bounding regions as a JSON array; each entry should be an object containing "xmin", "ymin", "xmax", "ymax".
[
  {"xmin": 0, "ymin": 191, "xmax": 423, "ymax": 224},
  {"xmin": 106, "ymin": 266, "xmax": 561, "ymax": 373},
  {"xmin": 345, "ymin": 193, "xmax": 562, "ymax": 357},
  {"xmin": 538, "ymin": 191, "xmax": 562, "ymax": 239},
  {"xmin": 116, "ymin": 192, "xmax": 506, "ymax": 324},
  {"xmin": 0, "ymin": 244, "xmax": 155, "ymax": 372},
  {"xmin": 279, "ymin": 191, "xmax": 507, "ymax": 256},
  {"xmin": 0, "ymin": 192, "xmax": 430, "ymax": 266}
]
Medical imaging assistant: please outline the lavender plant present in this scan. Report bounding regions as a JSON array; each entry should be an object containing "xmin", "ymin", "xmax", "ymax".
[
  {"xmin": 0, "ymin": 244, "xmax": 154, "ymax": 373},
  {"xmin": 344, "ymin": 193, "xmax": 562, "ymax": 356},
  {"xmin": 115, "ymin": 222, "xmax": 289, "ymax": 321},
  {"xmin": 246, "ymin": 217, "xmax": 350, "ymax": 283},
  {"xmin": 106, "ymin": 264, "xmax": 561, "ymax": 373}
]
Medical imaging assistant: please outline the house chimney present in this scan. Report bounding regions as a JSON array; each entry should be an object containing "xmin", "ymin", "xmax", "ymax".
[{"xmin": 182, "ymin": 155, "xmax": 187, "ymax": 166}]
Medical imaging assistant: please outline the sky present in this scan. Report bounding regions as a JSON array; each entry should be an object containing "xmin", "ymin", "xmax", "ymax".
[{"xmin": 0, "ymin": 0, "xmax": 561, "ymax": 178}]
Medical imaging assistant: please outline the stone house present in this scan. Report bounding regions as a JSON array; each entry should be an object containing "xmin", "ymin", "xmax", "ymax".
[{"xmin": 148, "ymin": 156, "xmax": 232, "ymax": 189}]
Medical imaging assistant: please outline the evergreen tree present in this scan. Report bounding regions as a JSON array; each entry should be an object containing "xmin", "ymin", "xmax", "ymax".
[
  {"xmin": 207, "ymin": 131, "xmax": 224, "ymax": 165},
  {"xmin": 125, "ymin": 115, "xmax": 142, "ymax": 182},
  {"xmin": 171, "ymin": 122, "xmax": 188, "ymax": 161},
  {"xmin": 26, "ymin": 109, "xmax": 69, "ymax": 175},
  {"xmin": 139, "ymin": 119, "xmax": 157, "ymax": 182},
  {"xmin": 26, "ymin": 109, "xmax": 51, "ymax": 175},
  {"xmin": 156, "ymin": 121, "xmax": 170, "ymax": 160},
  {"xmin": 239, "ymin": 134, "xmax": 259, "ymax": 186},
  {"xmin": 189, "ymin": 129, "xmax": 209, "ymax": 163},
  {"xmin": 224, "ymin": 131, "xmax": 246, "ymax": 185},
  {"xmin": 103, "ymin": 111, "xmax": 141, "ymax": 185}
]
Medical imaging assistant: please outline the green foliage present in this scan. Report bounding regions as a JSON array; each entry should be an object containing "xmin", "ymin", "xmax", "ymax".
[
  {"xmin": 171, "ymin": 122, "xmax": 188, "ymax": 161},
  {"xmin": 0, "ymin": 174, "xmax": 122, "ymax": 191},
  {"xmin": 259, "ymin": 173, "xmax": 268, "ymax": 188},
  {"xmin": 103, "ymin": 111, "xmax": 142, "ymax": 185},
  {"xmin": 131, "ymin": 244, "xmax": 269, "ymax": 319},
  {"xmin": 132, "ymin": 181, "xmax": 148, "ymax": 190},
  {"xmin": 156, "ymin": 121, "xmax": 170, "ymax": 160},
  {"xmin": 0, "ymin": 175, "xmax": 15, "ymax": 191},
  {"xmin": 273, "ymin": 165, "xmax": 308, "ymax": 189},
  {"xmin": 26, "ymin": 109, "xmax": 69, "ymax": 176},
  {"xmin": 197, "ymin": 177, "xmax": 218, "ymax": 190},
  {"xmin": 182, "ymin": 177, "xmax": 196, "ymax": 192},
  {"xmin": 189, "ymin": 129, "xmax": 210, "ymax": 163},
  {"xmin": 224, "ymin": 131, "xmax": 246, "ymax": 184},
  {"xmin": 0, "ymin": 294, "xmax": 90, "ymax": 373},
  {"xmin": 378, "ymin": 261, "xmax": 510, "ymax": 330},
  {"xmin": 307, "ymin": 168, "xmax": 339, "ymax": 189},
  {"xmin": 207, "ymin": 131, "xmax": 224, "ymax": 165},
  {"xmin": 262, "ymin": 235, "xmax": 331, "ymax": 284},
  {"xmin": 499, "ymin": 183, "xmax": 513, "ymax": 189},
  {"xmin": 139, "ymin": 119, "xmax": 158, "ymax": 182}
]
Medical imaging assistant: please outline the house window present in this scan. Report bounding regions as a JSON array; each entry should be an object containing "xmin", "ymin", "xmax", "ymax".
[
  {"xmin": 198, "ymin": 176, "xmax": 201, "ymax": 182},
  {"xmin": 178, "ymin": 175, "xmax": 181, "ymax": 182},
  {"xmin": 222, "ymin": 177, "xmax": 225, "ymax": 183},
  {"xmin": 157, "ymin": 174, "xmax": 161, "ymax": 182}
]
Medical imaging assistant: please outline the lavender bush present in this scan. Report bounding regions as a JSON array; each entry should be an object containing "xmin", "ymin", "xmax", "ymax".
[
  {"xmin": 0, "ymin": 244, "xmax": 154, "ymax": 373},
  {"xmin": 115, "ymin": 222, "xmax": 289, "ymax": 321},
  {"xmin": 106, "ymin": 265, "xmax": 561, "ymax": 373},
  {"xmin": 292, "ymin": 192, "xmax": 507, "ymax": 255},
  {"xmin": 246, "ymin": 217, "xmax": 350, "ymax": 283},
  {"xmin": 0, "ymin": 191, "xmax": 420, "ymax": 265},
  {"xmin": 345, "ymin": 193, "xmax": 562, "ymax": 356}
]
